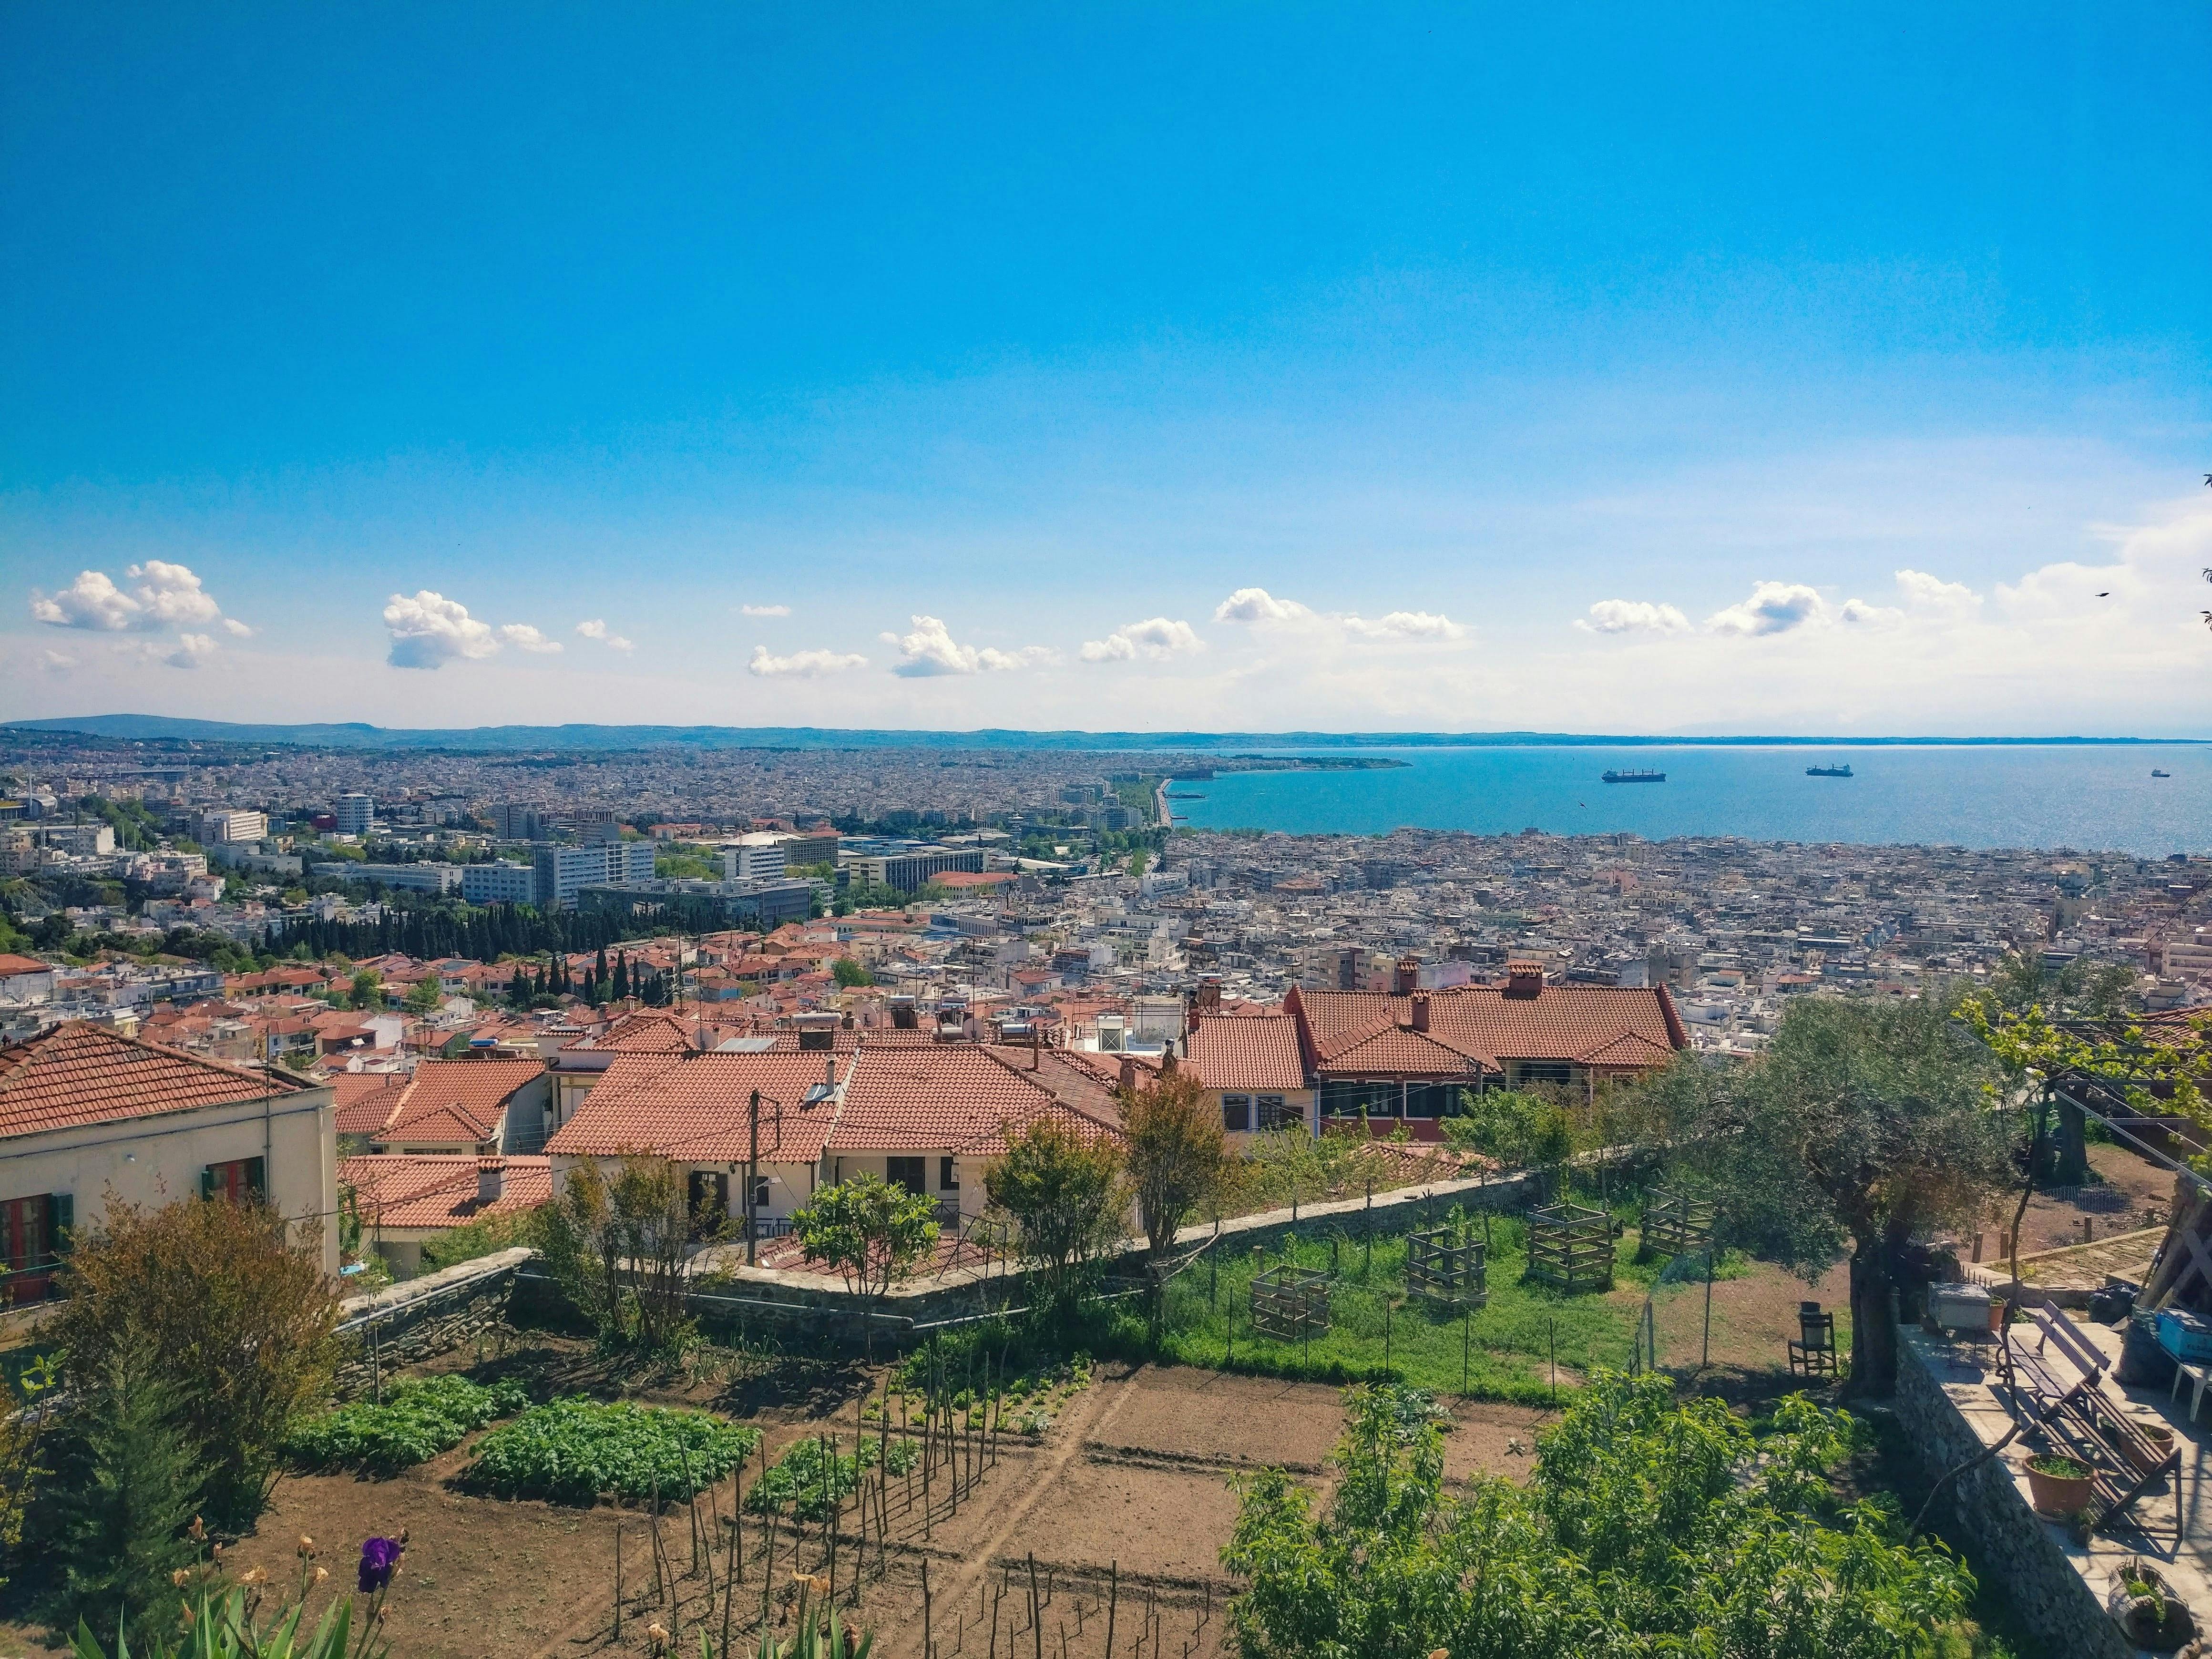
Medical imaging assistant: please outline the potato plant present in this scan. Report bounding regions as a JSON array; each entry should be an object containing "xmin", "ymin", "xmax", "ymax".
[
  {"xmin": 466, "ymin": 1398, "xmax": 759, "ymax": 1505},
  {"xmin": 286, "ymin": 1375, "xmax": 530, "ymax": 1475}
]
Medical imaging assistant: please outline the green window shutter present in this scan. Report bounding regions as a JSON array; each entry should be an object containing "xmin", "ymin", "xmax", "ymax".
[
  {"xmin": 246, "ymin": 1157, "xmax": 266, "ymax": 1200},
  {"xmin": 47, "ymin": 1193, "xmax": 73, "ymax": 1258},
  {"xmin": 201, "ymin": 1167, "xmax": 217, "ymax": 1201}
]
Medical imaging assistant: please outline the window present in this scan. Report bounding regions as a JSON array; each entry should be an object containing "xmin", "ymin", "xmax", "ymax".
[
  {"xmin": 1255, "ymin": 1095, "xmax": 1290, "ymax": 1130},
  {"xmin": 687, "ymin": 1170, "xmax": 729, "ymax": 1233},
  {"xmin": 1512, "ymin": 1062, "xmax": 1573, "ymax": 1090},
  {"xmin": 1319, "ymin": 1080, "xmax": 1397, "ymax": 1117},
  {"xmin": 939, "ymin": 1157, "xmax": 959, "ymax": 1192},
  {"xmin": 0, "ymin": 1193, "xmax": 68, "ymax": 1306},
  {"xmin": 1221, "ymin": 1094, "xmax": 1251, "ymax": 1131},
  {"xmin": 1405, "ymin": 1084, "xmax": 1456, "ymax": 1120},
  {"xmin": 748, "ymin": 1176, "xmax": 770, "ymax": 1213},
  {"xmin": 201, "ymin": 1157, "xmax": 265, "ymax": 1204},
  {"xmin": 886, "ymin": 1157, "xmax": 925, "ymax": 1195}
]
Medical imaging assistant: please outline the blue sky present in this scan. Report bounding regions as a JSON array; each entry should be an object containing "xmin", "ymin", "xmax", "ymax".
[{"xmin": 5, "ymin": 3, "xmax": 2210, "ymax": 733}]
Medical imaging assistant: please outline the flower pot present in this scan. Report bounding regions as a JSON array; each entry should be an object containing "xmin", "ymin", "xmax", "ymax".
[
  {"xmin": 2128, "ymin": 1422, "xmax": 2179, "ymax": 1476},
  {"xmin": 2108, "ymin": 1557, "xmax": 2196, "ymax": 1651},
  {"xmin": 2022, "ymin": 1454, "xmax": 2096, "ymax": 1519}
]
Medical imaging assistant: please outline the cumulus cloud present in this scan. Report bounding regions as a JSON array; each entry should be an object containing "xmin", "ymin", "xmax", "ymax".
[
  {"xmin": 748, "ymin": 645, "xmax": 869, "ymax": 678},
  {"xmin": 1707, "ymin": 581, "xmax": 1827, "ymax": 636},
  {"xmin": 384, "ymin": 590, "xmax": 501, "ymax": 669},
  {"xmin": 740, "ymin": 603, "xmax": 791, "ymax": 617},
  {"xmin": 1894, "ymin": 568, "xmax": 1981, "ymax": 611},
  {"xmin": 1839, "ymin": 597, "xmax": 1903, "ymax": 626},
  {"xmin": 497, "ymin": 623, "xmax": 563, "ymax": 654},
  {"xmin": 31, "ymin": 561, "xmax": 248, "ymax": 638},
  {"xmin": 165, "ymin": 633, "xmax": 217, "ymax": 670},
  {"xmin": 1082, "ymin": 617, "xmax": 1205, "ymax": 662},
  {"xmin": 222, "ymin": 616, "xmax": 255, "ymax": 638},
  {"xmin": 1342, "ymin": 610, "xmax": 1465, "ymax": 640},
  {"xmin": 575, "ymin": 618, "xmax": 634, "ymax": 651},
  {"xmin": 882, "ymin": 615, "xmax": 1054, "ymax": 676},
  {"xmin": 1214, "ymin": 587, "xmax": 1312, "ymax": 624},
  {"xmin": 1577, "ymin": 600, "xmax": 1691, "ymax": 636}
]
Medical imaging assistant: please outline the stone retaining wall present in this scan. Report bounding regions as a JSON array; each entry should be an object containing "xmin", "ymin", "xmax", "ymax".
[
  {"xmin": 1892, "ymin": 1327, "xmax": 2133, "ymax": 1659},
  {"xmin": 333, "ymin": 1248, "xmax": 530, "ymax": 1397}
]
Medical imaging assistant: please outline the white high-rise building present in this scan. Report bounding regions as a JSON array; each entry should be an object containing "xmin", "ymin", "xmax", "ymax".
[{"xmin": 334, "ymin": 794, "xmax": 374, "ymax": 837}]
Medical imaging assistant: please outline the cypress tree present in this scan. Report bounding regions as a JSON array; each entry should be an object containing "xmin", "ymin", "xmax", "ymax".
[{"xmin": 612, "ymin": 952, "xmax": 630, "ymax": 1000}]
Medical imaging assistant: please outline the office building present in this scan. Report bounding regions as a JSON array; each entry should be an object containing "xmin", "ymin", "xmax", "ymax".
[
  {"xmin": 346, "ymin": 863, "xmax": 464, "ymax": 895},
  {"xmin": 528, "ymin": 840, "xmax": 655, "ymax": 908},
  {"xmin": 200, "ymin": 809, "xmax": 269, "ymax": 845},
  {"xmin": 334, "ymin": 794, "xmax": 374, "ymax": 838},
  {"xmin": 721, "ymin": 836, "xmax": 788, "ymax": 881},
  {"xmin": 462, "ymin": 862, "xmax": 537, "ymax": 905},
  {"xmin": 842, "ymin": 843, "xmax": 987, "ymax": 892}
]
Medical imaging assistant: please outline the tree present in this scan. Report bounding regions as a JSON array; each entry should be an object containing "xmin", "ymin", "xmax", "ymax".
[
  {"xmin": 830, "ymin": 957, "xmax": 874, "ymax": 988},
  {"xmin": 612, "ymin": 951, "xmax": 630, "ymax": 1000},
  {"xmin": 54, "ymin": 1196, "xmax": 340, "ymax": 1529},
  {"xmin": 1223, "ymin": 1373, "xmax": 1980, "ymax": 1659},
  {"xmin": 348, "ymin": 969, "xmax": 382, "ymax": 1011},
  {"xmin": 1121, "ymin": 1069, "xmax": 1232, "ymax": 1283},
  {"xmin": 403, "ymin": 976, "xmax": 440, "ymax": 1014},
  {"xmin": 44, "ymin": 1328, "xmax": 203, "ymax": 1642},
  {"xmin": 1645, "ymin": 993, "xmax": 2008, "ymax": 1396},
  {"xmin": 983, "ymin": 1117, "xmax": 1126, "ymax": 1314},
  {"xmin": 1444, "ymin": 1087, "xmax": 1573, "ymax": 1173},
  {"xmin": 534, "ymin": 1155, "xmax": 696, "ymax": 1354},
  {"xmin": 789, "ymin": 1175, "xmax": 940, "ymax": 1350}
]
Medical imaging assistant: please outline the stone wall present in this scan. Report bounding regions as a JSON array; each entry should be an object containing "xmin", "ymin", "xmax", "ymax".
[
  {"xmin": 333, "ymin": 1247, "xmax": 530, "ymax": 1397},
  {"xmin": 1892, "ymin": 1328, "xmax": 2133, "ymax": 1659}
]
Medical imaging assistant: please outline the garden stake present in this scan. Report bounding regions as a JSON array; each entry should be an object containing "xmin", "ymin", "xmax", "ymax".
[
  {"xmin": 1702, "ymin": 1240, "xmax": 1715, "ymax": 1372},
  {"xmin": 613, "ymin": 1526, "xmax": 623, "ymax": 1641},
  {"xmin": 922, "ymin": 1562, "xmax": 933, "ymax": 1659},
  {"xmin": 1029, "ymin": 1553, "xmax": 1043, "ymax": 1659},
  {"xmin": 989, "ymin": 1581, "xmax": 1001, "ymax": 1659},
  {"xmin": 1549, "ymin": 1317, "xmax": 1557, "ymax": 1405},
  {"xmin": 721, "ymin": 1503, "xmax": 737, "ymax": 1654},
  {"xmin": 1462, "ymin": 1306, "xmax": 1471, "ymax": 1396},
  {"xmin": 1106, "ymin": 1562, "xmax": 1117, "ymax": 1659}
]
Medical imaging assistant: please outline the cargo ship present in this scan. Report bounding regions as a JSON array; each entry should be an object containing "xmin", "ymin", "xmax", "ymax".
[
  {"xmin": 1601, "ymin": 768, "xmax": 1666, "ymax": 784},
  {"xmin": 1806, "ymin": 764, "xmax": 1853, "ymax": 778}
]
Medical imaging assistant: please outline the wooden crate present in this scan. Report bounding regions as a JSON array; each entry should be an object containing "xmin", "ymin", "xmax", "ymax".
[
  {"xmin": 1251, "ymin": 1265, "xmax": 1333, "ymax": 1342},
  {"xmin": 1406, "ymin": 1225, "xmax": 1489, "ymax": 1309},
  {"xmin": 1639, "ymin": 1189, "xmax": 1716, "ymax": 1259},
  {"xmin": 1525, "ymin": 1201, "xmax": 1615, "ymax": 1293}
]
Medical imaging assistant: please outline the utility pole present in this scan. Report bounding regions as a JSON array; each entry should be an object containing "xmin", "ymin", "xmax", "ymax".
[{"xmin": 748, "ymin": 1087, "xmax": 760, "ymax": 1266}]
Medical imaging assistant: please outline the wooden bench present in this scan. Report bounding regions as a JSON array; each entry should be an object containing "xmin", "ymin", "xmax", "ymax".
[{"xmin": 1999, "ymin": 1304, "xmax": 2184, "ymax": 1544}]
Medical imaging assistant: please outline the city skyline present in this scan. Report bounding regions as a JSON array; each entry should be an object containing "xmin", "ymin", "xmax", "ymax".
[{"xmin": 5, "ymin": 5, "xmax": 2210, "ymax": 734}]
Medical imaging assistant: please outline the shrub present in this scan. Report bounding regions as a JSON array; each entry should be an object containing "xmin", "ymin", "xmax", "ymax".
[
  {"xmin": 55, "ymin": 1196, "xmax": 340, "ymax": 1529},
  {"xmin": 286, "ymin": 1376, "xmax": 530, "ymax": 1475},
  {"xmin": 466, "ymin": 1399, "xmax": 758, "ymax": 1505}
]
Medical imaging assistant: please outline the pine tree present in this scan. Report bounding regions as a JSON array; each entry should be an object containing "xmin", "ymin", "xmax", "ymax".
[{"xmin": 48, "ymin": 1329, "xmax": 203, "ymax": 1642}]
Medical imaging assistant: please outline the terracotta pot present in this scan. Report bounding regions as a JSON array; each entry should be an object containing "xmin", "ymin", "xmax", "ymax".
[
  {"xmin": 2128, "ymin": 1422, "xmax": 2179, "ymax": 1476},
  {"xmin": 2022, "ymin": 1455, "xmax": 2096, "ymax": 1518}
]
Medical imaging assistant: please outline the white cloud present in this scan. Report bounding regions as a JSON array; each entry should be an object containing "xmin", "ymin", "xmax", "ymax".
[
  {"xmin": 164, "ymin": 633, "xmax": 217, "ymax": 670},
  {"xmin": 384, "ymin": 590, "xmax": 501, "ymax": 669},
  {"xmin": 575, "ymin": 619, "xmax": 634, "ymax": 651},
  {"xmin": 125, "ymin": 560, "xmax": 222, "ymax": 626},
  {"xmin": 222, "ymin": 616, "xmax": 255, "ymax": 638},
  {"xmin": 1342, "ymin": 610, "xmax": 1465, "ymax": 640},
  {"xmin": 748, "ymin": 645, "xmax": 869, "ymax": 678},
  {"xmin": 1839, "ymin": 597, "xmax": 1903, "ymax": 626},
  {"xmin": 497, "ymin": 624, "xmax": 563, "ymax": 654},
  {"xmin": 39, "ymin": 649, "xmax": 75, "ymax": 674},
  {"xmin": 31, "ymin": 570, "xmax": 144, "ymax": 630},
  {"xmin": 1577, "ymin": 600, "xmax": 1691, "ymax": 636},
  {"xmin": 1214, "ymin": 587, "xmax": 1312, "ymax": 624},
  {"xmin": 1894, "ymin": 568, "xmax": 1981, "ymax": 612},
  {"xmin": 1707, "ymin": 581, "xmax": 1827, "ymax": 636},
  {"xmin": 740, "ymin": 603, "xmax": 791, "ymax": 617},
  {"xmin": 883, "ymin": 615, "xmax": 1053, "ymax": 676},
  {"xmin": 1082, "ymin": 617, "xmax": 1205, "ymax": 662}
]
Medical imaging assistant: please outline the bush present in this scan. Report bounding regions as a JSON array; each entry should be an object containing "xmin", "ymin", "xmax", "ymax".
[
  {"xmin": 466, "ymin": 1399, "xmax": 759, "ymax": 1505},
  {"xmin": 286, "ymin": 1376, "xmax": 530, "ymax": 1475}
]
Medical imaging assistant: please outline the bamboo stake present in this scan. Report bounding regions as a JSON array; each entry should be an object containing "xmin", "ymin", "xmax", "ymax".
[
  {"xmin": 1105, "ymin": 1562, "xmax": 1117, "ymax": 1659},
  {"xmin": 1028, "ymin": 1554, "xmax": 1043, "ymax": 1659},
  {"xmin": 612, "ymin": 1525, "xmax": 623, "ymax": 1641},
  {"xmin": 923, "ymin": 1561, "xmax": 933, "ymax": 1659}
]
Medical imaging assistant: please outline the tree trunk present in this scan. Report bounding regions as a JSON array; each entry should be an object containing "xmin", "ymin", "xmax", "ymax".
[{"xmin": 1843, "ymin": 1237, "xmax": 1898, "ymax": 1398}]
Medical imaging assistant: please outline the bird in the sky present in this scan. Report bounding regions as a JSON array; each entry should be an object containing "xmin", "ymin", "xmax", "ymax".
[{"xmin": 2098, "ymin": 591, "xmax": 2111, "ymax": 598}]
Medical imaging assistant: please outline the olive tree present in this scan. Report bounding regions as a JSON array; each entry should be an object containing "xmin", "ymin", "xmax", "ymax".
[{"xmin": 983, "ymin": 1116, "xmax": 1126, "ymax": 1315}]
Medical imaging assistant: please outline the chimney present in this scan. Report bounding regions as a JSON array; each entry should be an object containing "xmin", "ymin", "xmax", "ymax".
[
  {"xmin": 1504, "ymin": 961, "xmax": 1545, "ymax": 999},
  {"xmin": 1196, "ymin": 980, "xmax": 1222, "ymax": 1015},
  {"xmin": 1030, "ymin": 1021, "xmax": 1041, "ymax": 1070},
  {"xmin": 1409, "ymin": 992, "xmax": 1430, "ymax": 1033},
  {"xmin": 1117, "ymin": 1055, "xmax": 1137, "ymax": 1093},
  {"xmin": 825, "ymin": 1055, "xmax": 836, "ymax": 1090},
  {"xmin": 1393, "ymin": 956, "xmax": 1420, "ymax": 996},
  {"xmin": 477, "ymin": 1157, "xmax": 506, "ymax": 1205},
  {"xmin": 1161, "ymin": 1048, "xmax": 1178, "ymax": 1076}
]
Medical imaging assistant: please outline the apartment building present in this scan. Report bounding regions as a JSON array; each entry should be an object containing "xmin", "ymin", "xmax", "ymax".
[
  {"xmin": 333, "ymin": 794, "xmax": 374, "ymax": 837},
  {"xmin": 461, "ymin": 861, "xmax": 537, "ymax": 905},
  {"xmin": 200, "ymin": 809, "xmax": 269, "ymax": 844}
]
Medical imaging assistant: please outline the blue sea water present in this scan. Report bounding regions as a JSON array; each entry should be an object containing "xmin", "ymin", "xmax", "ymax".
[{"xmin": 1165, "ymin": 746, "xmax": 2212, "ymax": 857}]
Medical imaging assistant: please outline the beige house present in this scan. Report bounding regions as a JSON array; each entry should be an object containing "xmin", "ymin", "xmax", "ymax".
[{"xmin": 0, "ymin": 1022, "xmax": 338, "ymax": 1313}]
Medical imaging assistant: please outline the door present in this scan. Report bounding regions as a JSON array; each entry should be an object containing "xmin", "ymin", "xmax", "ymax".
[{"xmin": 686, "ymin": 1170, "xmax": 729, "ymax": 1237}]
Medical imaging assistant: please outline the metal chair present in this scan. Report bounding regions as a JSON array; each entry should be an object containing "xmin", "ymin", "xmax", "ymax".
[{"xmin": 1788, "ymin": 1301, "xmax": 1839, "ymax": 1377}]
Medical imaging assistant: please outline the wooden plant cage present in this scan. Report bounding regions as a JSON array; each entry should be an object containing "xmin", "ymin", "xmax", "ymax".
[
  {"xmin": 1639, "ymin": 1189, "xmax": 1717, "ymax": 1260},
  {"xmin": 1525, "ymin": 1201, "xmax": 1615, "ymax": 1293},
  {"xmin": 1250, "ymin": 1265, "xmax": 1333, "ymax": 1342},
  {"xmin": 1406, "ymin": 1224, "xmax": 1489, "ymax": 1309}
]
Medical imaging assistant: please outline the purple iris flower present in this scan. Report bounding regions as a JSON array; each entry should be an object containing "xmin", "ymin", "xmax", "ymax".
[{"xmin": 358, "ymin": 1536, "xmax": 404, "ymax": 1594}]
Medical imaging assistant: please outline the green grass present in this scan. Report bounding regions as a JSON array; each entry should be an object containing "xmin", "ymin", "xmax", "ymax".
[{"xmin": 1159, "ymin": 1211, "xmax": 1716, "ymax": 1404}]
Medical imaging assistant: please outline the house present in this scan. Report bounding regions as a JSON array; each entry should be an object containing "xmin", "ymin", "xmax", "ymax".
[
  {"xmin": 368, "ymin": 1056, "xmax": 554, "ymax": 1156},
  {"xmin": 0, "ymin": 1022, "xmax": 338, "ymax": 1309},
  {"xmin": 0, "ymin": 953, "xmax": 57, "ymax": 1006},
  {"xmin": 544, "ymin": 1007, "xmax": 706, "ymax": 1131},
  {"xmin": 332, "ymin": 1069, "xmax": 413, "ymax": 1153},
  {"xmin": 339, "ymin": 1152, "xmax": 552, "ymax": 1279},
  {"xmin": 1182, "ymin": 1008, "xmax": 1314, "ymax": 1139}
]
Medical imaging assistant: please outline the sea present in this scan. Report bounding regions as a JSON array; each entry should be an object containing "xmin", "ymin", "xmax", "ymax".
[{"xmin": 1163, "ymin": 745, "xmax": 2212, "ymax": 858}]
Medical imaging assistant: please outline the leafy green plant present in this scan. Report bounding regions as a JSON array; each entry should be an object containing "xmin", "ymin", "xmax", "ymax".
[
  {"xmin": 466, "ymin": 1398, "xmax": 758, "ymax": 1505},
  {"xmin": 285, "ymin": 1376, "xmax": 529, "ymax": 1475},
  {"xmin": 67, "ymin": 1576, "xmax": 388, "ymax": 1659},
  {"xmin": 744, "ymin": 1435, "xmax": 917, "ymax": 1521},
  {"xmin": 2025, "ymin": 1453, "xmax": 2091, "ymax": 1479}
]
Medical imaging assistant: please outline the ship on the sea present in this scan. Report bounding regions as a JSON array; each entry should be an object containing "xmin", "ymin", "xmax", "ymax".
[
  {"xmin": 2153, "ymin": 769, "xmax": 2171, "ymax": 778},
  {"xmin": 1601, "ymin": 768, "xmax": 1666, "ymax": 784},
  {"xmin": 1806, "ymin": 764, "xmax": 1854, "ymax": 778}
]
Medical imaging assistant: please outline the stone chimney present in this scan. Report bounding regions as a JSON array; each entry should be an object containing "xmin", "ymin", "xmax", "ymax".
[
  {"xmin": 477, "ymin": 1157, "xmax": 506, "ymax": 1206},
  {"xmin": 1117, "ymin": 1055, "xmax": 1137, "ymax": 1093},
  {"xmin": 1196, "ymin": 979, "xmax": 1222, "ymax": 1015},
  {"xmin": 1393, "ymin": 956, "xmax": 1420, "ymax": 996},
  {"xmin": 1409, "ymin": 992, "xmax": 1431, "ymax": 1033},
  {"xmin": 1504, "ymin": 960, "xmax": 1546, "ymax": 999}
]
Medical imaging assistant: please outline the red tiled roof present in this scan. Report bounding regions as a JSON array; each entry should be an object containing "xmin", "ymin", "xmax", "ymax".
[
  {"xmin": 0, "ymin": 1021, "xmax": 301, "ymax": 1140},
  {"xmin": 565, "ymin": 1009, "xmax": 705, "ymax": 1055},
  {"xmin": 546, "ymin": 1051, "xmax": 849, "ymax": 1164},
  {"xmin": 0, "ymin": 953, "xmax": 55, "ymax": 977},
  {"xmin": 830, "ymin": 1046, "xmax": 1115, "ymax": 1156},
  {"xmin": 333, "ymin": 1071, "xmax": 411, "ymax": 1135},
  {"xmin": 375, "ymin": 1057, "xmax": 546, "ymax": 1146},
  {"xmin": 340, "ymin": 1153, "xmax": 552, "ymax": 1229},
  {"xmin": 1291, "ymin": 982, "xmax": 1684, "ymax": 1076},
  {"xmin": 1184, "ymin": 1012, "xmax": 1307, "ymax": 1091}
]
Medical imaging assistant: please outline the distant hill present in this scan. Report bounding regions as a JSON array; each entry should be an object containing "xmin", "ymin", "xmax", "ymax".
[{"xmin": 2, "ymin": 714, "xmax": 2196, "ymax": 753}]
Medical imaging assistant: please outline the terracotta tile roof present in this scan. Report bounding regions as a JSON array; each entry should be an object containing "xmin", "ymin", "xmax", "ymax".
[
  {"xmin": 566, "ymin": 1009, "xmax": 705, "ymax": 1055},
  {"xmin": 1289, "ymin": 982, "xmax": 1684, "ymax": 1077},
  {"xmin": 0, "ymin": 953, "xmax": 55, "ymax": 977},
  {"xmin": 978, "ymin": 1045, "xmax": 1128, "ymax": 1130},
  {"xmin": 375, "ymin": 1057, "xmax": 546, "ymax": 1147},
  {"xmin": 340, "ymin": 1153, "xmax": 552, "ymax": 1229},
  {"xmin": 333, "ymin": 1071, "xmax": 412, "ymax": 1135},
  {"xmin": 1185, "ymin": 1012, "xmax": 1307, "ymax": 1091},
  {"xmin": 0, "ymin": 1021, "xmax": 301, "ymax": 1140},
  {"xmin": 545, "ymin": 1052, "xmax": 849, "ymax": 1164},
  {"xmin": 830, "ymin": 1046, "xmax": 1116, "ymax": 1156}
]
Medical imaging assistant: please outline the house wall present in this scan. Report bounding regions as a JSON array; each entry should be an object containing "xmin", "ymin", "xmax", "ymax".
[
  {"xmin": 1203, "ymin": 1086, "xmax": 1316, "ymax": 1143},
  {"xmin": 544, "ymin": 1152, "xmax": 823, "ymax": 1222},
  {"xmin": 2, "ymin": 1086, "xmax": 338, "ymax": 1276},
  {"xmin": 826, "ymin": 1150, "xmax": 971, "ymax": 1216}
]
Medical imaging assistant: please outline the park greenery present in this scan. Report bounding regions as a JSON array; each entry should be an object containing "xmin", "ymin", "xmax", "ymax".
[
  {"xmin": 1224, "ymin": 1375, "xmax": 1986, "ymax": 1659},
  {"xmin": 1121, "ymin": 1068, "xmax": 1234, "ymax": 1280},
  {"xmin": 466, "ymin": 1398, "xmax": 759, "ymax": 1505},
  {"xmin": 284, "ymin": 1375, "xmax": 531, "ymax": 1475}
]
